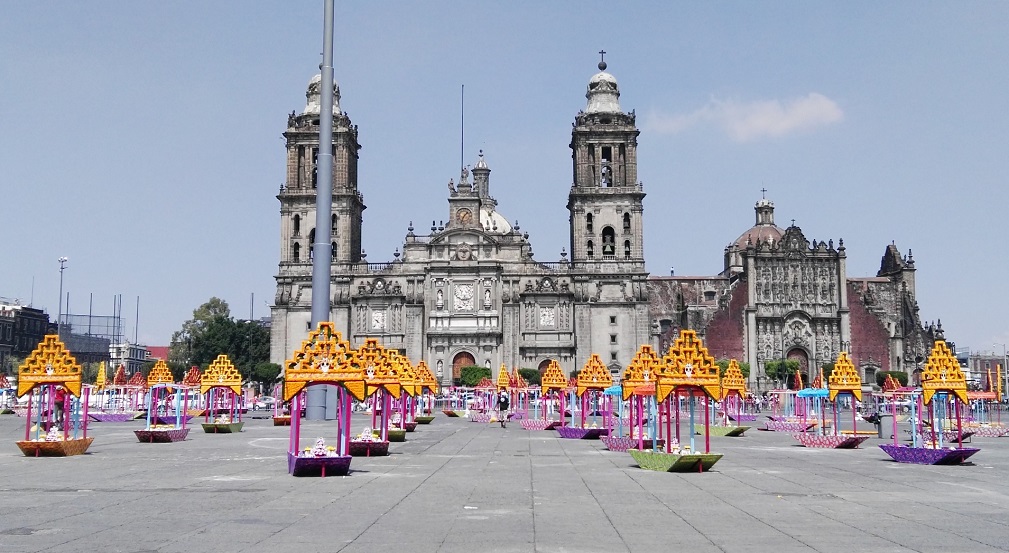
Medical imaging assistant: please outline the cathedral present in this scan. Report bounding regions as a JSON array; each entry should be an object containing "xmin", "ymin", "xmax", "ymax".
[{"xmin": 270, "ymin": 60, "xmax": 941, "ymax": 390}]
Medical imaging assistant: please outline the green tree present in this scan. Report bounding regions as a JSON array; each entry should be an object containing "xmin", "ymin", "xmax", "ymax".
[
  {"xmin": 253, "ymin": 362, "xmax": 282, "ymax": 387},
  {"xmin": 820, "ymin": 362, "xmax": 835, "ymax": 380},
  {"xmin": 764, "ymin": 359, "xmax": 799, "ymax": 387},
  {"xmin": 875, "ymin": 370, "xmax": 908, "ymax": 387},
  {"xmin": 168, "ymin": 298, "xmax": 270, "ymax": 383},
  {"xmin": 168, "ymin": 297, "xmax": 231, "ymax": 368},
  {"xmin": 459, "ymin": 365, "xmax": 491, "ymax": 387},
  {"xmin": 518, "ymin": 368, "xmax": 541, "ymax": 386},
  {"xmin": 716, "ymin": 359, "xmax": 751, "ymax": 379}
]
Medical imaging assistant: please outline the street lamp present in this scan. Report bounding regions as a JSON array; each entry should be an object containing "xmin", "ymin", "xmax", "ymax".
[{"xmin": 57, "ymin": 256, "xmax": 68, "ymax": 338}]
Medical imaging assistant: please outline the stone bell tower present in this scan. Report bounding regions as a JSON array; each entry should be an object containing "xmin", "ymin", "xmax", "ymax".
[
  {"xmin": 278, "ymin": 74, "xmax": 365, "ymax": 267},
  {"xmin": 567, "ymin": 55, "xmax": 645, "ymax": 270}
]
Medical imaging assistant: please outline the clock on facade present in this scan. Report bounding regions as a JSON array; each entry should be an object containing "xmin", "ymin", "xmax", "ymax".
[
  {"xmin": 457, "ymin": 208, "xmax": 473, "ymax": 225},
  {"xmin": 371, "ymin": 311, "xmax": 386, "ymax": 330}
]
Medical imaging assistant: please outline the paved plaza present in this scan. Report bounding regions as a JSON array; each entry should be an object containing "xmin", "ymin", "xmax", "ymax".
[{"xmin": 2, "ymin": 413, "xmax": 1009, "ymax": 553}]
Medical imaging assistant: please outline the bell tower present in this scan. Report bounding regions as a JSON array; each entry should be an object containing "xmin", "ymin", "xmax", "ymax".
[
  {"xmin": 278, "ymin": 74, "xmax": 365, "ymax": 267},
  {"xmin": 567, "ymin": 54, "xmax": 645, "ymax": 270}
]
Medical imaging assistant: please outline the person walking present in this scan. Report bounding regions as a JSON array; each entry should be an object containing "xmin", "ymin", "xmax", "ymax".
[{"xmin": 497, "ymin": 390, "xmax": 510, "ymax": 428}]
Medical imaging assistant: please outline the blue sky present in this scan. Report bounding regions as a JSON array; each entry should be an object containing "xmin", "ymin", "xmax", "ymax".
[{"xmin": 3, "ymin": 3, "xmax": 1008, "ymax": 355}]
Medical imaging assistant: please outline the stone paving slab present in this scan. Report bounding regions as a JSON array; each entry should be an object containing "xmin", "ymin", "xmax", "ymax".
[{"xmin": 2, "ymin": 413, "xmax": 1009, "ymax": 552}]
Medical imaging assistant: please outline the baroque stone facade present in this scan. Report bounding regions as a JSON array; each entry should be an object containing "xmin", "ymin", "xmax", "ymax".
[
  {"xmin": 271, "ymin": 62, "xmax": 942, "ymax": 389},
  {"xmin": 649, "ymin": 200, "xmax": 941, "ymax": 389},
  {"xmin": 271, "ymin": 62, "xmax": 650, "ymax": 384}
]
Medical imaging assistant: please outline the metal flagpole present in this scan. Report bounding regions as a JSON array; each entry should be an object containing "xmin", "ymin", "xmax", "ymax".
[{"xmin": 307, "ymin": 0, "xmax": 336, "ymax": 420}]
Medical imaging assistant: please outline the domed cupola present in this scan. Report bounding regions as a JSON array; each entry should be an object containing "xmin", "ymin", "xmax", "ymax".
[
  {"xmin": 303, "ymin": 73, "xmax": 342, "ymax": 116},
  {"xmin": 585, "ymin": 59, "xmax": 621, "ymax": 114}
]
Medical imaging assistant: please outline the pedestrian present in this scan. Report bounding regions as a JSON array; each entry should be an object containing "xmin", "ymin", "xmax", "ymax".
[
  {"xmin": 53, "ymin": 387, "xmax": 66, "ymax": 429},
  {"xmin": 497, "ymin": 390, "xmax": 510, "ymax": 428}
]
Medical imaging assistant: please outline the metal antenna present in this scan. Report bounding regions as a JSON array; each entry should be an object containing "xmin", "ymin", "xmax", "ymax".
[{"xmin": 461, "ymin": 84, "xmax": 465, "ymax": 172}]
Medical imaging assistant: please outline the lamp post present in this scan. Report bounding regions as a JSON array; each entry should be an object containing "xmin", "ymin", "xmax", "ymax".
[{"xmin": 57, "ymin": 256, "xmax": 68, "ymax": 338}]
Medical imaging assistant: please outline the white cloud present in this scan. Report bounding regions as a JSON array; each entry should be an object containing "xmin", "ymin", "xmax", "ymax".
[{"xmin": 646, "ymin": 93, "xmax": 843, "ymax": 142}]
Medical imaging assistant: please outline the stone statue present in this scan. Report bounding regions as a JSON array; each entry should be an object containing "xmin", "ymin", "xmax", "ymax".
[{"xmin": 447, "ymin": 179, "xmax": 455, "ymax": 194}]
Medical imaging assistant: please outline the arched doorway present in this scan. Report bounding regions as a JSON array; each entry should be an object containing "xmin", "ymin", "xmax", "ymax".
[
  {"xmin": 786, "ymin": 348, "xmax": 809, "ymax": 389},
  {"xmin": 537, "ymin": 359, "xmax": 552, "ymax": 372},
  {"xmin": 452, "ymin": 351, "xmax": 475, "ymax": 382}
]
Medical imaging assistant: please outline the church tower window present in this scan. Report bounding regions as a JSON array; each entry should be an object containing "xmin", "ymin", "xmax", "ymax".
[
  {"xmin": 297, "ymin": 146, "xmax": 305, "ymax": 187},
  {"xmin": 293, "ymin": 214, "xmax": 301, "ymax": 237},
  {"xmin": 624, "ymin": 240, "xmax": 631, "ymax": 259},
  {"xmin": 586, "ymin": 213, "xmax": 593, "ymax": 233},
  {"xmin": 331, "ymin": 214, "xmax": 338, "ymax": 235},
  {"xmin": 292, "ymin": 243, "xmax": 301, "ymax": 262},
  {"xmin": 623, "ymin": 212, "xmax": 631, "ymax": 233},
  {"xmin": 602, "ymin": 227, "xmax": 616, "ymax": 256},
  {"xmin": 587, "ymin": 240, "xmax": 594, "ymax": 258},
  {"xmin": 331, "ymin": 241, "xmax": 337, "ymax": 258},
  {"xmin": 601, "ymin": 146, "xmax": 612, "ymax": 187},
  {"xmin": 311, "ymin": 147, "xmax": 319, "ymax": 188},
  {"xmin": 308, "ymin": 228, "xmax": 315, "ymax": 259}
]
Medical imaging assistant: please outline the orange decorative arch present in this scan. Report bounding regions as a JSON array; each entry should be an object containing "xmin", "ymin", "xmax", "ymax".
[
  {"xmin": 283, "ymin": 322, "xmax": 364, "ymax": 401},
  {"xmin": 113, "ymin": 365, "xmax": 127, "ymax": 386},
  {"xmin": 496, "ymin": 364, "xmax": 511, "ymax": 391},
  {"xmin": 720, "ymin": 359, "xmax": 748, "ymax": 399},
  {"xmin": 921, "ymin": 341, "xmax": 967, "ymax": 405},
  {"xmin": 201, "ymin": 354, "xmax": 243, "ymax": 395},
  {"xmin": 95, "ymin": 361, "xmax": 107, "ymax": 390},
  {"xmin": 183, "ymin": 366, "xmax": 202, "ymax": 387},
  {"xmin": 147, "ymin": 360, "xmax": 175, "ymax": 388},
  {"xmin": 540, "ymin": 360, "xmax": 568, "ymax": 394},
  {"xmin": 395, "ymin": 353, "xmax": 418, "ymax": 397},
  {"xmin": 656, "ymin": 330, "xmax": 720, "ymax": 402},
  {"xmin": 576, "ymin": 354, "xmax": 612, "ymax": 396},
  {"xmin": 415, "ymin": 361, "xmax": 438, "ymax": 394},
  {"xmin": 128, "ymin": 372, "xmax": 145, "ymax": 388},
  {"xmin": 621, "ymin": 345, "xmax": 662, "ymax": 400},
  {"xmin": 827, "ymin": 352, "xmax": 862, "ymax": 401},
  {"xmin": 17, "ymin": 334, "xmax": 83, "ymax": 397},
  {"xmin": 352, "ymin": 338, "xmax": 402, "ymax": 399}
]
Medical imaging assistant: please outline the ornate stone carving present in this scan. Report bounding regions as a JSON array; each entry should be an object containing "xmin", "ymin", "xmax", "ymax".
[
  {"xmin": 454, "ymin": 284, "xmax": 474, "ymax": 310},
  {"xmin": 539, "ymin": 306, "xmax": 555, "ymax": 327}
]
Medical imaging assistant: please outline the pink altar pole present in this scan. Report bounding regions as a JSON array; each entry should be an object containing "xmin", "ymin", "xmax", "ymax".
[
  {"xmin": 674, "ymin": 392, "xmax": 681, "ymax": 444},
  {"xmin": 636, "ymin": 395, "xmax": 644, "ymax": 451},
  {"xmin": 851, "ymin": 395, "xmax": 857, "ymax": 437},
  {"xmin": 704, "ymin": 393, "xmax": 711, "ymax": 453},
  {"xmin": 956, "ymin": 399, "xmax": 963, "ymax": 449},
  {"xmin": 82, "ymin": 387, "xmax": 90, "ymax": 439},
  {"xmin": 559, "ymin": 393, "xmax": 566, "ymax": 428}
]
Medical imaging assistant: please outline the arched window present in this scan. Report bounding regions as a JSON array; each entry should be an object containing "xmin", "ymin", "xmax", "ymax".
[
  {"xmin": 293, "ymin": 214, "xmax": 301, "ymax": 237},
  {"xmin": 624, "ymin": 240, "xmax": 631, "ymax": 259},
  {"xmin": 331, "ymin": 241, "xmax": 337, "ymax": 258},
  {"xmin": 601, "ymin": 227, "xmax": 616, "ymax": 256},
  {"xmin": 292, "ymin": 243, "xmax": 301, "ymax": 262},
  {"xmin": 622, "ymin": 213, "xmax": 631, "ymax": 232},
  {"xmin": 308, "ymin": 229, "xmax": 315, "ymax": 259},
  {"xmin": 331, "ymin": 214, "xmax": 337, "ymax": 235},
  {"xmin": 586, "ymin": 213, "xmax": 593, "ymax": 233},
  {"xmin": 587, "ymin": 240, "xmax": 594, "ymax": 258}
]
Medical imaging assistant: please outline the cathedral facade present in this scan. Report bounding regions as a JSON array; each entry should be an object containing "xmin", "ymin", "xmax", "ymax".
[{"xmin": 271, "ymin": 63, "xmax": 941, "ymax": 389}]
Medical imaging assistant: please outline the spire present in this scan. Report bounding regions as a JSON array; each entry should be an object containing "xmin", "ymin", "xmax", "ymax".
[
  {"xmin": 303, "ymin": 74, "xmax": 341, "ymax": 116},
  {"xmin": 585, "ymin": 54, "xmax": 621, "ymax": 114}
]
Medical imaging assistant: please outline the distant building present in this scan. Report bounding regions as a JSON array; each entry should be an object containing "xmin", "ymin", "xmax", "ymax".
[
  {"xmin": 146, "ymin": 345, "xmax": 171, "ymax": 361},
  {"xmin": 963, "ymin": 352, "xmax": 1005, "ymax": 390},
  {"xmin": 0, "ymin": 307, "xmax": 13, "ymax": 372},
  {"xmin": 109, "ymin": 342, "xmax": 147, "ymax": 374},
  {"xmin": 1, "ymin": 302, "xmax": 51, "ymax": 357}
]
